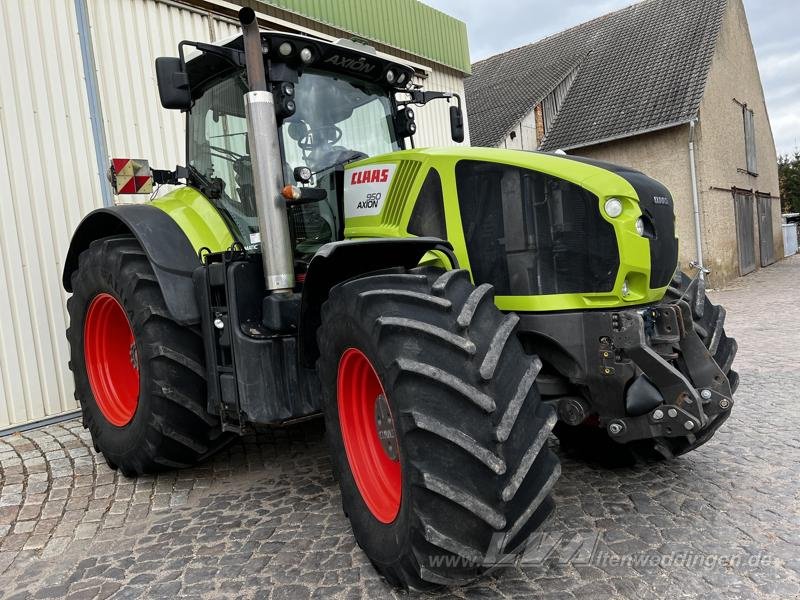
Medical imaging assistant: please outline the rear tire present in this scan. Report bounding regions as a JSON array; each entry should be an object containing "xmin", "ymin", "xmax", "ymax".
[
  {"xmin": 67, "ymin": 235, "xmax": 229, "ymax": 475},
  {"xmin": 554, "ymin": 271, "xmax": 738, "ymax": 464},
  {"xmin": 318, "ymin": 267, "xmax": 560, "ymax": 589}
]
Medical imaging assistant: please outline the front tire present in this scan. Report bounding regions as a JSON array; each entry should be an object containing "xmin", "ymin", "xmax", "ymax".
[
  {"xmin": 665, "ymin": 272, "xmax": 739, "ymax": 393},
  {"xmin": 67, "ymin": 235, "xmax": 229, "ymax": 475},
  {"xmin": 318, "ymin": 267, "xmax": 560, "ymax": 589}
]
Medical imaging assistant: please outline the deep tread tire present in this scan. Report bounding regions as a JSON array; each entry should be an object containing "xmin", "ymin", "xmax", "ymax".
[
  {"xmin": 555, "ymin": 271, "xmax": 738, "ymax": 464},
  {"xmin": 317, "ymin": 267, "xmax": 560, "ymax": 590},
  {"xmin": 665, "ymin": 272, "xmax": 739, "ymax": 393},
  {"xmin": 67, "ymin": 235, "xmax": 229, "ymax": 475}
]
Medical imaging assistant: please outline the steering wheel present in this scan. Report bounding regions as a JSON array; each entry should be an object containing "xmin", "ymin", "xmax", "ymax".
[{"xmin": 299, "ymin": 125, "xmax": 343, "ymax": 151}]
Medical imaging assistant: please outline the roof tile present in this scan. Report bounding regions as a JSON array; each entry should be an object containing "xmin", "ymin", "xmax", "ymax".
[{"xmin": 464, "ymin": 0, "xmax": 727, "ymax": 150}]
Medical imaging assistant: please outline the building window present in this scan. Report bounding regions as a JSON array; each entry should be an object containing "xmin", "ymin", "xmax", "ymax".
[{"xmin": 743, "ymin": 105, "xmax": 758, "ymax": 176}]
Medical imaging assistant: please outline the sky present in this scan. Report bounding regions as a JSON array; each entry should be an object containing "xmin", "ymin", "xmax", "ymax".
[{"xmin": 422, "ymin": 0, "xmax": 799, "ymax": 157}]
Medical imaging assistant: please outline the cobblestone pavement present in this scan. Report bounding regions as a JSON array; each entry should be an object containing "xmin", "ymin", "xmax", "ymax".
[{"xmin": 1, "ymin": 256, "xmax": 798, "ymax": 599}]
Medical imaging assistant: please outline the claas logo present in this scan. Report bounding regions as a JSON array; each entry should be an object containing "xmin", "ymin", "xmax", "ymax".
[{"xmin": 350, "ymin": 168, "xmax": 390, "ymax": 185}]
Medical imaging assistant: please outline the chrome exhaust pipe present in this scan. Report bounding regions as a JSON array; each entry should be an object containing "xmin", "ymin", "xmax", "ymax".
[{"xmin": 239, "ymin": 8, "xmax": 294, "ymax": 292}]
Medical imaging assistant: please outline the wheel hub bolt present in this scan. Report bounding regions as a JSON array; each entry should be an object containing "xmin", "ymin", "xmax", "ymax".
[
  {"xmin": 719, "ymin": 398, "xmax": 731, "ymax": 410},
  {"xmin": 667, "ymin": 408, "xmax": 678, "ymax": 418},
  {"xmin": 684, "ymin": 420, "xmax": 695, "ymax": 430},
  {"xmin": 652, "ymin": 409, "xmax": 664, "ymax": 421},
  {"xmin": 700, "ymin": 389, "xmax": 712, "ymax": 400}
]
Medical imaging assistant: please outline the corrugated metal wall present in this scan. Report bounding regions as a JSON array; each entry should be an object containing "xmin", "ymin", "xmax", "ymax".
[
  {"xmin": 0, "ymin": 0, "xmax": 103, "ymax": 427},
  {"xmin": 0, "ymin": 0, "xmax": 467, "ymax": 428},
  {"xmin": 89, "ymin": 0, "xmax": 214, "ymax": 181}
]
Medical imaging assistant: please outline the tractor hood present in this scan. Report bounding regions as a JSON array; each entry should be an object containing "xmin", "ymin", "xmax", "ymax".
[{"xmin": 342, "ymin": 148, "xmax": 679, "ymax": 312}]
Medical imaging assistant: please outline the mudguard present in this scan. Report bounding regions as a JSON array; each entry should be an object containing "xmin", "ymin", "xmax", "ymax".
[
  {"xmin": 62, "ymin": 204, "xmax": 204, "ymax": 325},
  {"xmin": 298, "ymin": 237, "xmax": 457, "ymax": 367}
]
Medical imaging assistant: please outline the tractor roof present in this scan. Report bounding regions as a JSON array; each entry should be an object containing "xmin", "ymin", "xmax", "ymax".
[
  {"xmin": 184, "ymin": 31, "xmax": 415, "ymax": 99},
  {"xmin": 465, "ymin": 0, "xmax": 727, "ymax": 151}
]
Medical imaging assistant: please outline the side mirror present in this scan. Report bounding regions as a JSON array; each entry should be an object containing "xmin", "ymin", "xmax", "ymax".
[
  {"xmin": 450, "ymin": 105, "xmax": 464, "ymax": 143},
  {"xmin": 155, "ymin": 57, "xmax": 191, "ymax": 110}
]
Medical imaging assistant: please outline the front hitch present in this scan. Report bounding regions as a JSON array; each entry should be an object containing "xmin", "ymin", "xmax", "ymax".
[{"xmin": 603, "ymin": 301, "xmax": 734, "ymax": 451}]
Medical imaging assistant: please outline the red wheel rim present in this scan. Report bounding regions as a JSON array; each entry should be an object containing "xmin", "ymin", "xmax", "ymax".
[
  {"xmin": 337, "ymin": 348, "xmax": 401, "ymax": 523},
  {"xmin": 84, "ymin": 293, "xmax": 139, "ymax": 427}
]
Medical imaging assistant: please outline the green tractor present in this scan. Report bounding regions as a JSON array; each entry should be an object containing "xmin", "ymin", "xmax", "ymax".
[{"xmin": 62, "ymin": 9, "xmax": 737, "ymax": 589}]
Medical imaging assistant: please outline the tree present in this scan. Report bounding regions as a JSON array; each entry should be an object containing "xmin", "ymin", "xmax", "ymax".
[{"xmin": 778, "ymin": 151, "xmax": 800, "ymax": 213}]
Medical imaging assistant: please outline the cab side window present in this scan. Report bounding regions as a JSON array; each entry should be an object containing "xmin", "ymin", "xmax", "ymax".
[{"xmin": 407, "ymin": 168, "xmax": 446, "ymax": 239}]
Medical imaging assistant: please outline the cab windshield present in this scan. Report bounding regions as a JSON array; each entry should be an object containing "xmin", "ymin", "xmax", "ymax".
[
  {"xmin": 189, "ymin": 69, "xmax": 397, "ymax": 255},
  {"xmin": 280, "ymin": 70, "xmax": 398, "ymax": 176}
]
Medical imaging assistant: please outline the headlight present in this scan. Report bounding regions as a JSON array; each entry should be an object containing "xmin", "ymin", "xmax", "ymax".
[
  {"xmin": 604, "ymin": 198, "xmax": 623, "ymax": 218},
  {"xmin": 621, "ymin": 278, "xmax": 630, "ymax": 297},
  {"xmin": 385, "ymin": 69, "xmax": 396, "ymax": 84},
  {"xmin": 635, "ymin": 217, "xmax": 645, "ymax": 236},
  {"xmin": 299, "ymin": 47, "xmax": 314, "ymax": 64},
  {"xmin": 293, "ymin": 166, "xmax": 312, "ymax": 183},
  {"xmin": 278, "ymin": 42, "xmax": 293, "ymax": 56}
]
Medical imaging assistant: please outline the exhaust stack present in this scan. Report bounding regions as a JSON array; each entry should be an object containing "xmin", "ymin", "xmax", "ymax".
[{"xmin": 239, "ymin": 7, "xmax": 294, "ymax": 292}]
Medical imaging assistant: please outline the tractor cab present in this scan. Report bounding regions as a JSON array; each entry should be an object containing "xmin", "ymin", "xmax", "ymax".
[{"xmin": 154, "ymin": 29, "xmax": 463, "ymax": 264}]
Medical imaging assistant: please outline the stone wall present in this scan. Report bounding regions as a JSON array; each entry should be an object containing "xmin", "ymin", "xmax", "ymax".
[
  {"xmin": 570, "ymin": 127, "xmax": 703, "ymax": 279},
  {"xmin": 693, "ymin": 0, "xmax": 783, "ymax": 284},
  {"xmin": 568, "ymin": 0, "xmax": 782, "ymax": 288}
]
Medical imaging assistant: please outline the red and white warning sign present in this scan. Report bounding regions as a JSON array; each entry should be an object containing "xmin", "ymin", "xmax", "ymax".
[
  {"xmin": 110, "ymin": 158, "xmax": 154, "ymax": 195},
  {"xmin": 343, "ymin": 163, "xmax": 397, "ymax": 218}
]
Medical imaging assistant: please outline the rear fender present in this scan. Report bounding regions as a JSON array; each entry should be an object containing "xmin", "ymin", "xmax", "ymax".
[{"xmin": 298, "ymin": 237, "xmax": 457, "ymax": 367}]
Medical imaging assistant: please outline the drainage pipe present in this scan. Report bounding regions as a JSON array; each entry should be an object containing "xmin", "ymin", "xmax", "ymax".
[{"xmin": 688, "ymin": 119, "xmax": 706, "ymax": 279}]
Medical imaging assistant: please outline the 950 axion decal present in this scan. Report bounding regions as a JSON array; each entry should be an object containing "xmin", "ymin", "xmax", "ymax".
[{"xmin": 343, "ymin": 163, "xmax": 397, "ymax": 217}]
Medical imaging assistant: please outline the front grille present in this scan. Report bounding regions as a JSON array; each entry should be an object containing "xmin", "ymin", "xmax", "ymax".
[
  {"xmin": 555, "ymin": 155, "xmax": 679, "ymax": 289},
  {"xmin": 381, "ymin": 160, "xmax": 421, "ymax": 227},
  {"xmin": 455, "ymin": 160, "xmax": 619, "ymax": 296}
]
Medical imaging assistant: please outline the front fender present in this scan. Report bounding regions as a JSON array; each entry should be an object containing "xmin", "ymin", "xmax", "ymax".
[
  {"xmin": 298, "ymin": 237, "xmax": 457, "ymax": 367},
  {"xmin": 63, "ymin": 204, "xmax": 206, "ymax": 325}
]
